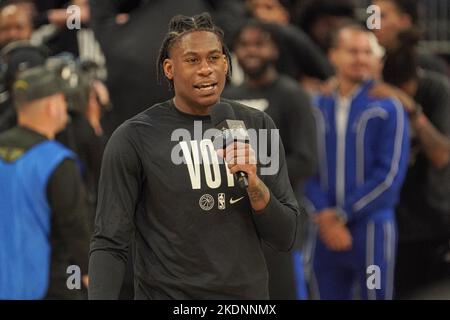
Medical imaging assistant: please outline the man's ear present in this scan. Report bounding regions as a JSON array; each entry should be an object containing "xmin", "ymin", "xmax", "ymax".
[
  {"xmin": 163, "ymin": 58, "xmax": 174, "ymax": 80},
  {"xmin": 223, "ymin": 54, "xmax": 229, "ymax": 75},
  {"xmin": 45, "ymin": 97, "xmax": 57, "ymax": 117},
  {"xmin": 46, "ymin": 94, "xmax": 64, "ymax": 116}
]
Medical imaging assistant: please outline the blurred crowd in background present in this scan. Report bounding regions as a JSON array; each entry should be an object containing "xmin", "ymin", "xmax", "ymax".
[{"xmin": 0, "ymin": 0, "xmax": 449, "ymax": 300}]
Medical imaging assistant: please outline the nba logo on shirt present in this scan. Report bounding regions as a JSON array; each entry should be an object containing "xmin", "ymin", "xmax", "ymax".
[{"xmin": 218, "ymin": 193, "xmax": 226, "ymax": 210}]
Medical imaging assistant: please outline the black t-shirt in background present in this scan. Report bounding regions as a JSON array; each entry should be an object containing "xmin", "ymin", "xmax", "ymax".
[{"xmin": 397, "ymin": 70, "xmax": 450, "ymax": 242}]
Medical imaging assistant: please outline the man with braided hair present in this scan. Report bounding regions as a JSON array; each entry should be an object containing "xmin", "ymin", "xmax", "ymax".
[{"xmin": 88, "ymin": 13, "xmax": 300, "ymax": 300}]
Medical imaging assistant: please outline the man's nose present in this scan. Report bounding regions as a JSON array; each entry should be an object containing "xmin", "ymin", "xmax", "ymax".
[
  {"xmin": 198, "ymin": 59, "xmax": 213, "ymax": 76},
  {"xmin": 355, "ymin": 50, "xmax": 369, "ymax": 62},
  {"xmin": 244, "ymin": 44, "xmax": 260, "ymax": 55}
]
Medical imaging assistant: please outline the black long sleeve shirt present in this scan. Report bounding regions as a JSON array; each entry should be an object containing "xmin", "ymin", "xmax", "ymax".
[
  {"xmin": 89, "ymin": 99, "xmax": 300, "ymax": 299},
  {"xmin": 397, "ymin": 70, "xmax": 450, "ymax": 242}
]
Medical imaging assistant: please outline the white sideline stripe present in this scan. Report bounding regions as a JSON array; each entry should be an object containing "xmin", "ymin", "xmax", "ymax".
[
  {"xmin": 355, "ymin": 107, "xmax": 389, "ymax": 186},
  {"xmin": 386, "ymin": 221, "xmax": 395, "ymax": 300},
  {"xmin": 366, "ymin": 220, "xmax": 376, "ymax": 300},
  {"xmin": 312, "ymin": 108, "xmax": 328, "ymax": 189},
  {"xmin": 354, "ymin": 100, "xmax": 404, "ymax": 212}
]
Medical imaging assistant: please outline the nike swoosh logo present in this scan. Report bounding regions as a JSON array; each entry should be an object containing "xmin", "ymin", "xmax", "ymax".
[{"xmin": 230, "ymin": 196, "xmax": 245, "ymax": 204}]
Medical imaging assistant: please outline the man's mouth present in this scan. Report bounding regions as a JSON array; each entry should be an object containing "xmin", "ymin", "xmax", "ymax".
[{"xmin": 194, "ymin": 82, "xmax": 218, "ymax": 91}]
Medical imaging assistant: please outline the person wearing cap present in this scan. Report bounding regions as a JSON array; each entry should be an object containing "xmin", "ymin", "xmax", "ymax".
[
  {"xmin": 0, "ymin": 64, "xmax": 90, "ymax": 299},
  {"xmin": 0, "ymin": 41, "xmax": 48, "ymax": 133}
]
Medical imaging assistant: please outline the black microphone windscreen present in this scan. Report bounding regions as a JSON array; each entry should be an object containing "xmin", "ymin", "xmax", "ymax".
[
  {"xmin": 210, "ymin": 102, "xmax": 249, "ymax": 189},
  {"xmin": 210, "ymin": 102, "xmax": 236, "ymax": 127}
]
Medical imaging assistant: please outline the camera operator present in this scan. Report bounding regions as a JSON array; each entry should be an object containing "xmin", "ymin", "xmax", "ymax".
[
  {"xmin": 0, "ymin": 62, "xmax": 90, "ymax": 299},
  {"xmin": 0, "ymin": 43, "xmax": 109, "ymax": 220}
]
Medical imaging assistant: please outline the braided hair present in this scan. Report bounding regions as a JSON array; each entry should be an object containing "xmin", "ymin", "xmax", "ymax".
[{"xmin": 156, "ymin": 12, "xmax": 232, "ymax": 89}]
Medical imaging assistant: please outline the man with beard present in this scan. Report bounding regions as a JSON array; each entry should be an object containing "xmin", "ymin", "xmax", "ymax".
[
  {"xmin": 304, "ymin": 23, "xmax": 410, "ymax": 299},
  {"xmin": 224, "ymin": 20, "xmax": 316, "ymax": 299}
]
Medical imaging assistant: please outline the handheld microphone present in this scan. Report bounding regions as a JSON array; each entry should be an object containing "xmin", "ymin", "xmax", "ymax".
[{"xmin": 210, "ymin": 102, "xmax": 249, "ymax": 189}]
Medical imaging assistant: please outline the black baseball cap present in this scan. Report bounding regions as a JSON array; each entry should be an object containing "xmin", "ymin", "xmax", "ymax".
[
  {"xmin": 12, "ymin": 63, "xmax": 72, "ymax": 106},
  {"xmin": 0, "ymin": 41, "xmax": 48, "ymax": 89}
]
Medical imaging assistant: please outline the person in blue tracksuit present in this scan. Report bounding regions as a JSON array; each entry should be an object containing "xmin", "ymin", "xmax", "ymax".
[
  {"xmin": 304, "ymin": 23, "xmax": 410, "ymax": 300},
  {"xmin": 0, "ymin": 64, "xmax": 90, "ymax": 299}
]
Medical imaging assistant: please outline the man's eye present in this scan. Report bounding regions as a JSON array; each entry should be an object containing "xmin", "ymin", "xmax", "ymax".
[
  {"xmin": 209, "ymin": 55, "xmax": 220, "ymax": 61},
  {"xmin": 186, "ymin": 58, "xmax": 198, "ymax": 63}
]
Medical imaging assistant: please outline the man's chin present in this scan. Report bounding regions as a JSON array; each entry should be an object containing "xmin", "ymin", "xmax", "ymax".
[
  {"xmin": 195, "ymin": 94, "xmax": 221, "ymax": 110},
  {"xmin": 348, "ymin": 73, "xmax": 370, "ymax": 84},
  {"xmin": 244, "ymin": 68, "xmax": 267, "ymax": 79}
]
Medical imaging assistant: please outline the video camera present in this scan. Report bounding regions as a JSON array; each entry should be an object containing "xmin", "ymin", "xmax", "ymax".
[{"xmin": 1, "ymin": 41, "xmax": 103, "ymax": 114}]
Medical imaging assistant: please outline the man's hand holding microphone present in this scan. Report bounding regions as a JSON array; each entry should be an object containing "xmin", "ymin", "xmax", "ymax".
[{"xmin": 212, "ymin": 103, "xmax": 270, "ymax": 213}]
